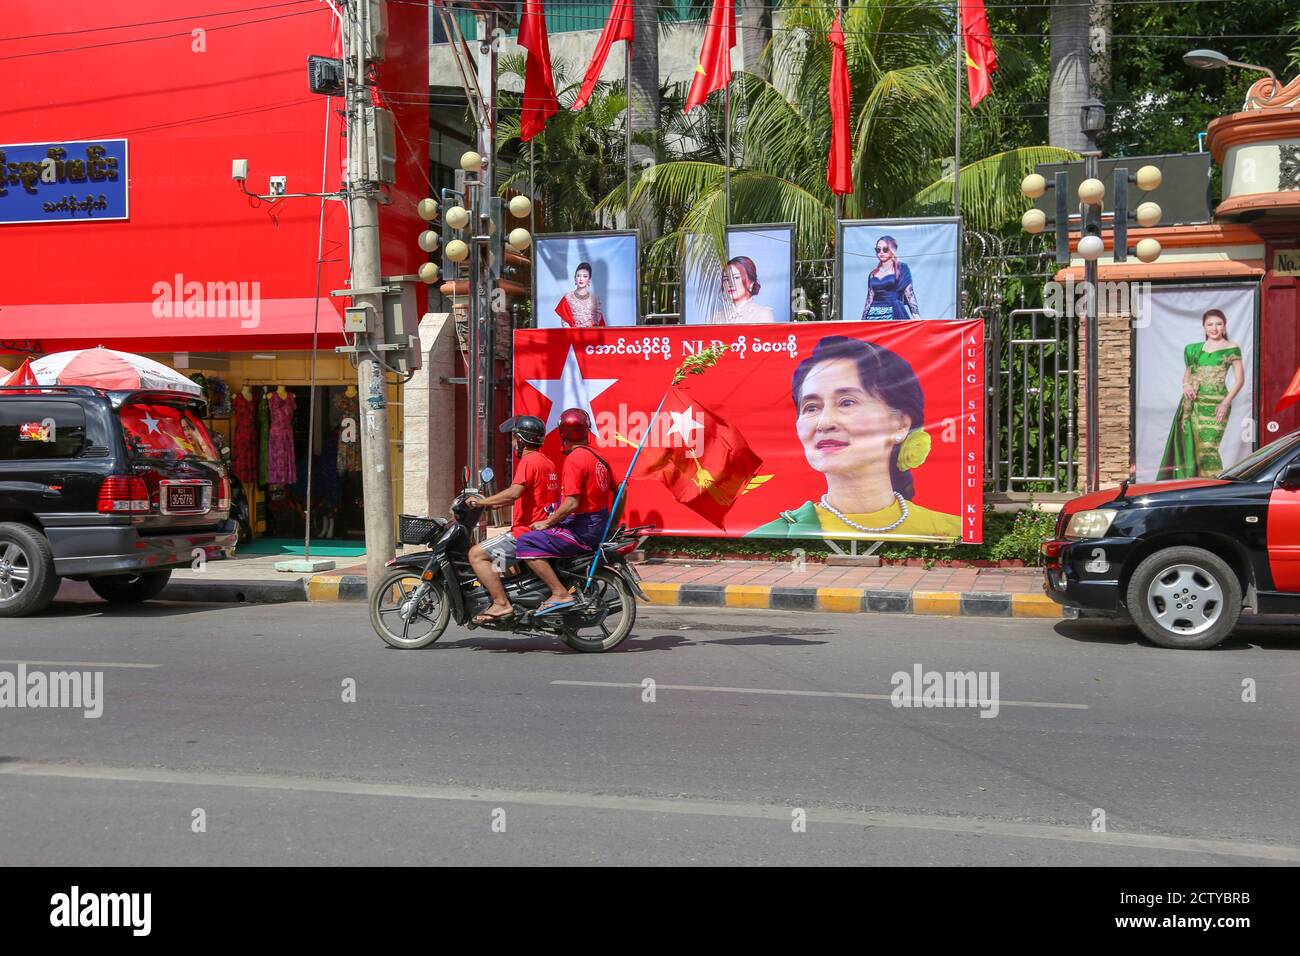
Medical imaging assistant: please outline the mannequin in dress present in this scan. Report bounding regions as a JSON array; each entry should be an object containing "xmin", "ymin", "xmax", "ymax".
[
  {"xmin": 346, "ymin": 384, "xmax": 357, "ymax": 398},
  {"xmin": 277, "ymin": 385, "xmax": 289, "ymax": 400},
  {"xmin": 241, "ymin": 384, "xmax": 253, "ymax": 401}
]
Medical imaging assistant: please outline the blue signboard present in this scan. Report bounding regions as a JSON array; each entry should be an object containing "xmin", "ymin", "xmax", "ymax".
[{"xmin": 0, "ymin": 139, "xmax": 129, "ymax": 224}]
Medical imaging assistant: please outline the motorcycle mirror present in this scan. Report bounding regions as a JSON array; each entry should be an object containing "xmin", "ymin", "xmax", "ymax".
[
  {"xmin": 461, "ymin": 465, "xmax": 472, "ymax": 487},
  {"xmin": 480, "ymin": 467, "xmax": 495, "ymax": 485}
]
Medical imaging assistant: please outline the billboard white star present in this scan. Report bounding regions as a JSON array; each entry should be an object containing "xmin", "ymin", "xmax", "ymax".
[{"xmin": 525, "ymin": 346, "xmax": 618, "ymax": 434}]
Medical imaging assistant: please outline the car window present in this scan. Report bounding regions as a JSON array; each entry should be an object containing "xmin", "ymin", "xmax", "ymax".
[
  {"xmin": 1219, "ymin": 433, "xmax": 1300, "ymax": 481},
  {"xmin": 0, "ymin": 400, "xmax": 88, "ymax": 460},
  {"xmin": 120, "ymin": 403, "xmax": 220, "ymax": 463}
]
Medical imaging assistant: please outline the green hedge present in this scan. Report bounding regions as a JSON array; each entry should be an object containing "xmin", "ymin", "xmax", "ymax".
[{"xmin": 642, "ymin": 506, "xmax": 1059, "ymax": 568}]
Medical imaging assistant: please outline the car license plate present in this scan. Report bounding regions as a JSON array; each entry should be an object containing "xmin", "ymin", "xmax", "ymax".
[{"xmin": 163, "ymin": 482, "xmax": 206, "ymax": 513}]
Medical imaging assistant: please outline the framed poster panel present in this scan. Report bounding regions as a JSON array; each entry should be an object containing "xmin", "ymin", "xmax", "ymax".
[
  {"xmin": 837, "ymin": 217, "xmax": 961, "ymax": 322},
  {"xmin": 513, "ymin": 320, "xmax": 984, "ymax": 543},
  {"xmin": 533, "ymin": 230, "xmax": 639, "ymax": 329},
  {"xmin": 1133, "ymin": 282, "xmax": 1259, "ymax": 482},
  {"xmin": 681, "ymin": 223, "xmax": 796, "ymax": 325}
]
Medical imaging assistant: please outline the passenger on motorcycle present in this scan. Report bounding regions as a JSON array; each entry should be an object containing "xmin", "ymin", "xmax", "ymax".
[
  {"xmin": 514, "ymin": 408, "xmax": 615, "ymax": 615},
  {"xmin": 464, "ymin": 415, "xmax": 559, "ymax": 624}
]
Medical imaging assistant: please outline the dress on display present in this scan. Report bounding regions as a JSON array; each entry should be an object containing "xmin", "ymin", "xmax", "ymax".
[
  {"xmin": 860, "ymin": 263, "xmax": 919, "ymax": 321},
  {"xmin": 267, "ymin": 391, "xmax": 298, "ymax": 485},
  {"xmin": 1157, "ymin": 342, "xmax": 1242, "ymax": 479},
  {"xmin": 258, "ymin": 389, "xmax": 270, "ymax": 486},
  {"xmin": 230, "ymin": 393, "xmax": 257, "ymax": 483},
  {"xmin": 556, "ymin": 290, "xmax": 605, "ymax": 327},
  {"xmin": 334, "ymin": 392, "xmax": 361, "ymax": 472}
]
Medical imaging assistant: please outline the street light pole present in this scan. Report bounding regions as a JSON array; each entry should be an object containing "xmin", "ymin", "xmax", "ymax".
[{"xmin": 1082, "ymin": 151, "xmax": 1100, "ymax": 493}]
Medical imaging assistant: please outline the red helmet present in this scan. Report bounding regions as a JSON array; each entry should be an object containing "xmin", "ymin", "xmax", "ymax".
[{"xmin": 557, "ymin": 408, "xmax": 591, "ymax": 444}]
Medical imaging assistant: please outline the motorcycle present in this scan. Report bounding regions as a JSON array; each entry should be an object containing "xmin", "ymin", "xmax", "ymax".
[{"xmin": 369, "ymin": 468, "xmax": 650, "ymax": 653}]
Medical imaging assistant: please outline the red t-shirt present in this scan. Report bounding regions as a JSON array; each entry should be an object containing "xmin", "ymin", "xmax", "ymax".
[
  {"xmin": 511, "ymin": 451, "xmax": 559, "ymax": 536},
  {"xmin": 562, "ymin": 446, "xmax": 614, "ymax": 515}
]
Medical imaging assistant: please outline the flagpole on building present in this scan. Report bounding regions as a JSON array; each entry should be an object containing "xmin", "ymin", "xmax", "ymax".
[{"xmin": 954, "ymin": 2, "xmax": 962, "ymax": 218}]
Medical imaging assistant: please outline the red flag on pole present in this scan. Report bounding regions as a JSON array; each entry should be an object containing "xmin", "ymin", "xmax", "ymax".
[
  {"xmin": 683, "ymin": 0, "xmax": 736, "ymax": 113},
  {"xmin": 519, "ymin": 0, "xmax": 558, "ymax": 142},
  {"xmin": 638, "ymin": 385, "xmax": 763, "ymax": 528},
  {"xmin": 961, "ymin": 0, "xmax": 997, "ymax": 107},
  {"xmin": 572, "ymin": 0, "xmax": 634, "ymax": 112},
  {"xmin": 1277, "ymin": 366, "xmax": 1300, "ymax": 412},
  {"xmin": 827, "ymin": 12, "xmax": 853, "ymax": 196}
]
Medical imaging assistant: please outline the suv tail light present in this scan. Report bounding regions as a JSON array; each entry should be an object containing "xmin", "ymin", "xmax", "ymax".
[
  {"xmin": 217, "ymin": 476, "xmax": 231, "ymax": 511},
  {"xmin": 98, "ymin": 476, "xmax": 150, "ymax": 514}
]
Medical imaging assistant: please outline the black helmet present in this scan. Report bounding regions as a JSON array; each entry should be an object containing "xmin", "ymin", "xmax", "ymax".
[{"xmin": 500, "ymin": 415, "xmax": 546, "ymax": 446}]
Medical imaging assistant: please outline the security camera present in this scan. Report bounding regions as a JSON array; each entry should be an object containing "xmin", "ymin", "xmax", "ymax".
[{"xmin": 232, "ymin": 159, "xmax": 249, "ymax": 182}]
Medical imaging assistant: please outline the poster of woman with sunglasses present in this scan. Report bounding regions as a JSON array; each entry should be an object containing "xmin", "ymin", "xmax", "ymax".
[{"xmin": 838, "ymin": 218, "xmax": 961, "ymax": 322}]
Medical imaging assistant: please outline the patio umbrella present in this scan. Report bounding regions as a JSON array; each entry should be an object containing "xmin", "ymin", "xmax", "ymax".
[
  {"xmin": 26, "ymin": 347, "xmax": 202, "ymax": 396},
  {"xmin": 0, "ymin": 358, "xmax": 39, "ymax": 386}
]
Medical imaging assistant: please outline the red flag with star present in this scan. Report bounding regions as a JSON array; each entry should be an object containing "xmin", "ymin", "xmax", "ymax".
[
  {"xmin": 683, "ymin": 0, "xmax": 735, "ymax": 113},
  {"xmin": 637, "ymin": 384, "xmax": 764, "ymax": 528},
  {"xmin": 519, "ymin": 0, "xmax": 559, "ymax": 142},
  {"xmin": 961, "ymin": 0, "xmax": 997, "ymax": 107}
]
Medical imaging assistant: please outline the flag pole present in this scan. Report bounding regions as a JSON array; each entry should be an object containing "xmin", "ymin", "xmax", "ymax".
[
  {"xmin": 625, "ymin": 28, "xmax": 633, "ymax": 224},
  {"xmin": 954, "ymin": 1, "xmax": 962, "ymax": 218}
]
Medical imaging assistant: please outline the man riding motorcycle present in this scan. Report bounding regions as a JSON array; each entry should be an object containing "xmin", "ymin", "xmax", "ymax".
[
  {"xmin": 464, "ymin": 415, "xmax": 559, "ymax": 624},
  {"xmin": 514, "ymin": 408, "xmax": 616, "ymax": 615}
]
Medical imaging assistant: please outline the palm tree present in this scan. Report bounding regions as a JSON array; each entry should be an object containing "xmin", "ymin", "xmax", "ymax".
[
  {"xmin": 496, "ymin": 55, "xmax": 631, "ymax": 233},
  {"xmin": 600, "ymin": 0, "xmax": 1075, "ymax": 269},
  {"xmin": 740, "ymin": 0, "xmax": 773, "ymax": 82},
  {"xmin": 629, "ymin": 0, "xmax": 661, "ymax": 171},
  {"xmin": 1049, "ymin": 0, "xmax": 1094, "ymax": 150}
]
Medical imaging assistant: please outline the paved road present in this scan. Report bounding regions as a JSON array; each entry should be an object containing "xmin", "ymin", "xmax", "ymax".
[{"xmin": 0, "ymin": 583, "xmax": 1297, "ymax": 865}]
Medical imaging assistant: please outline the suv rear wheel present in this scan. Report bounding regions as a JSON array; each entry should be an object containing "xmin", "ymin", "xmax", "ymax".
[
  {"xmin": 89, "ymin": 569, "xmax": 173, "ymax": 604},
  {"xmin": 0, "ymin": 522, "xmax": 61, "ymax": 618},
  {"xmin": 1126, "ymin": 546, "xmax": 1241, "ymax": 650}
]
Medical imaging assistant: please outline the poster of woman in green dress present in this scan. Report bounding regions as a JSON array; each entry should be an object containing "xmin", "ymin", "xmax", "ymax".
[{"xmin": 1134, "ymin": 284, "xmax": 1257, "ymax": 482}]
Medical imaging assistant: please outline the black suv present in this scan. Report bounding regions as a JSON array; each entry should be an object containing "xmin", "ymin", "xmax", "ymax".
[
  {"xmin": 0, "ymin": 385, "xmax": 236, "ymax": 616},
  {"xmin": 1042, "ymin": 430, "xmax": 1300, "ymax": 649}
]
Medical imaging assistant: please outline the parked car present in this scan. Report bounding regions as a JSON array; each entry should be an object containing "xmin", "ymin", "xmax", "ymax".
[
  {"xmin": 1042, "ymin": 430, "xmax": 1300, "ymax": 649},
  {"xmin": 0, "ymin": 385, "xmax": 237, "ymax": 616}
]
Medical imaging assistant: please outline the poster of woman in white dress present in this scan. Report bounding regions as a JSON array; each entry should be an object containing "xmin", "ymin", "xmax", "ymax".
[{"xmin": 681, "ymin": 224, "xmax": 795, "ymax": 325}]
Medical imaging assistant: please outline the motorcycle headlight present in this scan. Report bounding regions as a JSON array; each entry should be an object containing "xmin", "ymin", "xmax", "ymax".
[{"xmin": 1064, "ymin": 509, "xmax": 1117, "ymax": 539}]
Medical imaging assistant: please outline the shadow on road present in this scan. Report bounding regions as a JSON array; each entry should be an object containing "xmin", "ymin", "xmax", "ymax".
[
  {"xmin": 1053, "ymin": 616, "xmax": 1300, "ymax": 651},
  {"xmin": 408, "ymin": 629, "xmax": 831, "ymax": 654}
]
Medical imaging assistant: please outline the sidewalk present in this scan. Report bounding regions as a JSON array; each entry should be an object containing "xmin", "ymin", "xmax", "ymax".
[{"xmin": 162, "ymin": 550, "xmax": 1061, "ymax": 619}]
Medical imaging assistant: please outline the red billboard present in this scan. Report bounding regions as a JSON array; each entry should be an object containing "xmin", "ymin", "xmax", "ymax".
[
  {"xmin": 0, "ymin": 0, "xmax": 428, "ymax": 353},
  {"xmin": 513, "ymin": 321, "xmax": 985, "ymax": 543}
]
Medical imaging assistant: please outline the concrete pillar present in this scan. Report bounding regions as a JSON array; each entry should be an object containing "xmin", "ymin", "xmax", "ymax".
[{"xmin": 403, "ymin": 312, "xmax": 457, "ymax": 520}]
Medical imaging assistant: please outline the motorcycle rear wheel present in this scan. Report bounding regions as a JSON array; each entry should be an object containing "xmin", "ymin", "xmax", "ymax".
[
  {"xmin": 370, "ymin": 569, "xmax": 450, "ymax": 649},
  {"xmin": 559, "ymin": 568, "xmax": 637, "ymax": 653}
]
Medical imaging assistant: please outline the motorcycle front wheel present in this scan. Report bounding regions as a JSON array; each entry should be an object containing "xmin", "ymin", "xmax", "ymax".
[
  {"xmin": 560, "ymin": 568, "xmax": 637, "ymax": 653},
  {"xmin": 370, "ymin": 568, "xmax": 450, "ymax": 649}
]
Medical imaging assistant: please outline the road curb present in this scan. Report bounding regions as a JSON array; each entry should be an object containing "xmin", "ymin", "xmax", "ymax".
[
  {"xmin": 161, "ymin": 579, "xmax": 307, "ymax": 604},
  {"xmin": 166, "ymin": 574, "xmax": 1063, "ymax": 618},
  {"xmin": 638, "ymin": 581, "xmax": 1061, "ymax": 618}
]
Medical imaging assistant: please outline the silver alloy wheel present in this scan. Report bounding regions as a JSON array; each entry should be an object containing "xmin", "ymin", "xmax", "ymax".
[
  {"xmin": 0, "ymin": 542, "xmax": 31, "ymax": 604},
  {"xmin": 1145, "ymin": 563, "xmax": 1223, "ymax": 636}
]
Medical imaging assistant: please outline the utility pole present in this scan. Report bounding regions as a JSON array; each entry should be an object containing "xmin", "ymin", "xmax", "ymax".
[{"xmin": 345, "ymin": 0, "xmax": 396, "ymax": 586}]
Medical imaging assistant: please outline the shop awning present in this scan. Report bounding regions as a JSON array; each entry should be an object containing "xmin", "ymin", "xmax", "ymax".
[{"xmin": 0, "ymin": 298, "xmax": 346, "ymax": 354}]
